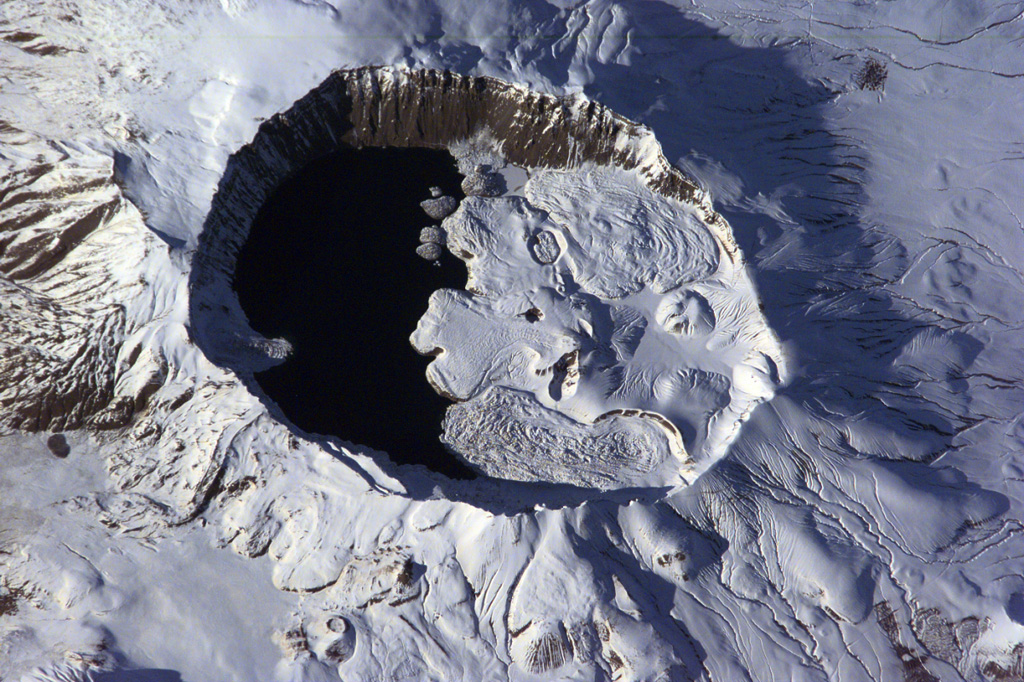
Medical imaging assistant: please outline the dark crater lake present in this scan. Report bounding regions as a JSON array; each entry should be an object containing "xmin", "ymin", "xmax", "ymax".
[{"xmin": 233, "ymin": 146, "xmax": 476, "ymax": 480}]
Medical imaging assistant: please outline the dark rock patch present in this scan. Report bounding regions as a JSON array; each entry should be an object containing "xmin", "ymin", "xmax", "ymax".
[
  {"xmin": 46, "ymin": 433, "xmax": 70, "ymax": 458},
  {"xmin": 461, "ymin": 164, "xmax": 505, "ymax": 197}
]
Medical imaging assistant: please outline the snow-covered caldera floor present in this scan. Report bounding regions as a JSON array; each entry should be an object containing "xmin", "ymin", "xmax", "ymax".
[
  {"xmin": 425, "ymin": 158, "xmax": 781, "ymax": 488},
  {"xmin": 2, "ymin": 1, "xmax": 1023, "ymax": 681}
]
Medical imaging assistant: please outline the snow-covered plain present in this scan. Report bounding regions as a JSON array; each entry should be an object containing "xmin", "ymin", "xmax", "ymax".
[{"xmin": 1, "ymin": 0, "xmax": 1023, "ymax": 680}]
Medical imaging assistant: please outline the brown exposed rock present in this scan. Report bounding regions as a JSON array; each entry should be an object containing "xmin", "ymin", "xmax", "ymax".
[
  {"xmin": 420, "ymin": 195, "xmax": 458, "ymax": 220},
  {"xmin": 419, "ymin": 226, "xmax": 446, "ymax": 245},
  {"xmin": 331, "ymin": 550, "xmax": 421, "ymax": 609},
  {"xmin": 274, "ymin": 625, "xmax": 310, "ymax": 661},
  {"xmin": 415, "ymin": 242, "xmax": 443, "ymax": 261},
  {"xmin": 856, "ymin": 58, "xmax": 888, "ymax": 92},
  {"xmin": 529, "ymin": 230, "xmax": 560, "ymax": 264},
  {"xmin": 88, "ymin": 396, "xmax": 134, "ymax": 430},
  {"xmin": 0, "ymin": 125, "xmax": 139, "ymax": 435},
  {"xmin": 0, "ymin": 288, "xmax": 124, "ymax": 432},
  {"xmin": 461, "ymin": 165, "xmax": 505, "ymax": 197},
  {"xmin": 982, "ymin": 644, "xmax": 1024, "ymax": 681},
  {"xmin": 525, "ymin": 630, "xmax": 570, "ymax": 673},
  {"xmin": 324, "ymin": 635, "xmax": 355, "ymax": 663},
  {"xmin": 0, "ymin": 586, "xmax": 23, "ymax": 616}
]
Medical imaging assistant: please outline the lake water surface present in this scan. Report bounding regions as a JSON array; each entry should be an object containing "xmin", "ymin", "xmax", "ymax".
[{"xmin": 233, "ymin": 146, "xmax": 476, "ymax": 479}]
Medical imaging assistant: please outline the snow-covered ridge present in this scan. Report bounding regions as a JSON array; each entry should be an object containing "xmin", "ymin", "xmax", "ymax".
[{"xmin": 0, "ymin": 124, "xmax": 161, "ymax": 434}]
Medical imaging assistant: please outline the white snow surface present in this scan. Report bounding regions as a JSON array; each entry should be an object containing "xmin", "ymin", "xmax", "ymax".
[
  {"xmin": 414, "ymin": 159, "xmax": 781, "ymax": 487},
  {"xmin": 1, "ymin": 1, "xmax": 1023, "ymax": 681}
]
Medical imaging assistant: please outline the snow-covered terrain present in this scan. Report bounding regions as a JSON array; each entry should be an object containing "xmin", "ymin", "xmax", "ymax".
[{"xmin": 2, "ymin": 1, "xmax": 1023, "ymax": 680}]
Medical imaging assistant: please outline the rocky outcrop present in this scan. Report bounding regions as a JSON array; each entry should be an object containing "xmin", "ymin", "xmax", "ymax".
[
  {"xmin": 180, "ymin": 67, "xmax": 774, "ymax": 496},
  {"xmin": 0, "ymin": 125, "xmax": 155, "ymax": 433}
]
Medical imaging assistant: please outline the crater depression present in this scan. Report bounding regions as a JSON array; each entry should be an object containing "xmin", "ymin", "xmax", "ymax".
[{"xmin": 189, "ymin": 67, "xmax": 786, "ymax": 490}]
